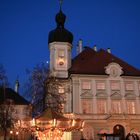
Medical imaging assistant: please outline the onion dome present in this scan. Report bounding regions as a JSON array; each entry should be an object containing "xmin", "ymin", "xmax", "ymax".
[{"xmin": 48, "ymin": 9, "xmax": 73, "ymax": 44}]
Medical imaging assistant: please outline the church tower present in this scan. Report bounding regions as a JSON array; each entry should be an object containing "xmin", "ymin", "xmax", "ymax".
[{"xmin": 48, "ymin": 2, "xmax": 73, "ymax": 78}]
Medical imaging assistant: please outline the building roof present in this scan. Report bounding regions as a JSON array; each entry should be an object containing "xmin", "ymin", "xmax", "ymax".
[
  {"xmin": 0, "ymin": 87, "xmax": 30, "ymax": 105},
  {"xmin": 69, "ymin": 47, "xmax": 140, "ymax": 76}
]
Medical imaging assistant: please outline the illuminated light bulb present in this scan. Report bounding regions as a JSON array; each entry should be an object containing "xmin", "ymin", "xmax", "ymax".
[
  {"xmin": 10, "ymin": 130, "xmax": 13, "ymax": 134},
  {"xmin": 32, "ymin": 118, "xmax": 35, "ymax": 126},
  {"xmin": 53, "ymin": 119, "xmax": 56, "ymax": 127},
  {"xmin": 36, "ymin": 127, "xmax": 39, "ymax": 131},
  {"xmin": 82, "ymin": 121, "xmax": 85, "ymax": 128},
  {"xmin": 72, "ymin": 119, "xmax": 75, "ymax": 127},
  {"xmin": 18, "ymin": 120, "xmax": 20, "ymax": 126},
  {"xmin": 16, "ymin": 131, "xmax": 19, "ymax": 135}
]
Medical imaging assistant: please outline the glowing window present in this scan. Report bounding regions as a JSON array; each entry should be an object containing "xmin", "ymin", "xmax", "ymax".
[
  {"xmin": 96, "ymin": 82, "xmax": 106, "ymax": 90},
  {"xmin": 58, "ymin": 86, "xmax": 65, "ymax": 94},
  {"xmin": 111, "ymin": 100, "xmax": 121, "ymax": 114},
  {"xmin": 127, "ymin": 101, "xmax": 135, "ymax": 114},
  {"xmin": 111, "ymin": 81, "xmax": 120, "ymax": 90},
  {"xmin": 58, "ymin": 50, "xmax": 65, "ymax": 57},
  {"xmin": 125, "ymin": 83, "xmax": 134, "ymax": 91},
  {"xmin": 81, "ymin": 99, "xmax": 93, "ymax": 114},
  {"xmin": 82, "ymin": 81, "xmax": 91, "ymax": 90},
  {"xmin": 97, "ymin": 100, "xmax": 107, "ymax": 114}
]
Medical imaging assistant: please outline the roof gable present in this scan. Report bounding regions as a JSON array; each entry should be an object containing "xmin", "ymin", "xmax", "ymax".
[
  {"xmin": 69, "ymin": 47, "xmax": 140, "ymax": 76},
  {"xmin": 0, "ymin": 87, "xmax": 30, "ymax": 105}
]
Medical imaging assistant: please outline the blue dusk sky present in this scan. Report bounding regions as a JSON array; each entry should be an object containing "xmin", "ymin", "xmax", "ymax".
[{"xmin": 0, "ymin": 0, "xmax": 140, "ymax": 92}]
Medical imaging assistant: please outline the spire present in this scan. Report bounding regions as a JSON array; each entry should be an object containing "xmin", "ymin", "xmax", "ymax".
[
  {"xmin": 55, "ymin": 0, "xmax": 66, "ymax": 28},
  {"xmin": 59, "ymin": 0, "xmax": 63, "ymax": 11},
  {"xmin": 15, "ymin": 77, "xmax": 19, "ymax": 93}
]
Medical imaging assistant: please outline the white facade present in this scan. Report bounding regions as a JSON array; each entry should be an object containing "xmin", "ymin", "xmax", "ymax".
[
  {"xmin": 48, "ymin": 39, "xmax": 140, "ymax": 140},
  {"xmin": 49, "ymin": 42, "xmax": 72, "ymax": 78},
  {"xmin": 63, "ymin": 63, "xmax": 140, "ymax": 140}
]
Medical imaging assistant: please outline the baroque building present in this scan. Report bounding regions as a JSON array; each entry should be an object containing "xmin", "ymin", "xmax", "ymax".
[{"xmin": 48, "ymin": 5, "xmax": 140, "ymax": 140}]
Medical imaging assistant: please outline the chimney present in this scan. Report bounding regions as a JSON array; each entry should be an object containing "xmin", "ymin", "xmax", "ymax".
[
  {"xmin": 15, "ymin": 79, "xmax": 19, "ymax": 93},
  {"xmin": 77, "ymin": 39, "xmax": 83, "ymax": 55},
  {"xmin": 107, "ymin": 48, "xmax": 111, "ymax": 53},
  {"xmin": 93, "ymin": 44, "xmax": 97, "ymax": 51}
]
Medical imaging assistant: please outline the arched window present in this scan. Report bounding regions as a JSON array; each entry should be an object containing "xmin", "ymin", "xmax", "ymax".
[{"xmin": 113, "ymin": 124, "xmax": 125, "ymax": 140}]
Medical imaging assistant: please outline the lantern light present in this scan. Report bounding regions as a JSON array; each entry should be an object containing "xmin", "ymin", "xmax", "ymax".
[
  {"xmin": 10, "ymin": 130, "xmax": 13, "ymax": 134},
  {"xmin": 16, "ymin": 131, "xmax": 19, "ymax": 135}
]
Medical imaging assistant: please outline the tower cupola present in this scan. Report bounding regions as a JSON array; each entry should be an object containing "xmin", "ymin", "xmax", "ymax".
[{"xmin": 48, "ymin": 8, "xmax": 73, "ymax": 44}]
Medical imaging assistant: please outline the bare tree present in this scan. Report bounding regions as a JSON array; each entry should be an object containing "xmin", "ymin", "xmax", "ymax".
[
  {"xmin": 0, "ymin": 99, "xmax": 16, "ymax": 140},
  {"xmin": 0, "ymin": 64, "xmax": 15, "ymax": 140},
  {"xmin": 24, "ymin": 62, "xmax": 49, "ymax": 116},
  {"xmin": 0, "ymin": 64, "xmax": 9, "ymax": 87},
  {"xmin": 44, "ymin": 76, "xmax": 65, "ymax": 114},
  {"xmin": 24, "ymin": 62, "xmax": 66, "ymax": 116}
]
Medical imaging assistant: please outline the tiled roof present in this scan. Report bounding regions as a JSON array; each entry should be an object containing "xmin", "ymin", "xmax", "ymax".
[
  {"xmin": 0, "ymin": 87, "xmax": 30, "ymax": 105},
  {"xmin": 69, "ymin": 47, "xmax": 140, "ymax": 76}
]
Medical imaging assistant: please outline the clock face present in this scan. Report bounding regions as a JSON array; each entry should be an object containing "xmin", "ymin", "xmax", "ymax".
[
  {"xmin": 58, "ymin": 58, "xmax": 64, "ymax": 66},
  {"xmin": 59, "ymin": 60, "xmax": 64, "ymax": 65}
]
